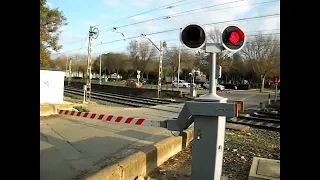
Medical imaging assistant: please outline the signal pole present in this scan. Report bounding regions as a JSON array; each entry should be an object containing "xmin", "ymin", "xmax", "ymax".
[{"xmin": 86, "ymin": 26, "xmax": 99, "ymax": 101}]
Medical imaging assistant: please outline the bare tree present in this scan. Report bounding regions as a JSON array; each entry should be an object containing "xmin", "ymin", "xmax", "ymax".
[
  {"xmin": 207, "ymin": 28, "xmax": 221, "ymax": 43},
  {"xmin": 127, "ymin": 40, "xmax": 157, "ymax": 78},
  {"xmin": 163, "ymin": 47, "xmax": 179, "ymax": 76},
  {"xmin": 163, "ymin": 47, "xmax": 196, "ymax": 77},
  {"xmin": 242, "ymin": 34, "xmax": 280, "ymax": 92},
  {"xmin": 127, "ymin": 40, "xmax": 139, "ymax": 61}
]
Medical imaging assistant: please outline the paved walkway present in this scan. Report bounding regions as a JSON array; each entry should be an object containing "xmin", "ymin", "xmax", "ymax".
[{"xmin": 40, "ymin": 103, "xmax": 183, "ymax": 180}]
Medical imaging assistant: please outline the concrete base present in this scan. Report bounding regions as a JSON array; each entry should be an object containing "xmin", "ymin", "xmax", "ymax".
[
  {"xmin": 249, "ymin": 157, "xmax": 280, "ymax": 180},
  {"xmin": 40, "ymin": 102, "xmax": 74, "ymax": 116},
  {"xmin": 259, "ymin": 100, "xmax": 280, "ymax": 112}
]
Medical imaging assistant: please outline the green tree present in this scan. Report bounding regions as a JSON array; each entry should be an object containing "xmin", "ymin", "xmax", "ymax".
[
  {"xmin": 93, "ymin": 53, "xmax": 129, "ymax": 75},
  {"xmin": 40, "ymin": 0, "xmax": 67, "ymax": 67}
]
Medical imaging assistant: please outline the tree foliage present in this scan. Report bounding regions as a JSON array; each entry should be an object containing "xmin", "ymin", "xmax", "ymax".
[
  {"xmin": 92, "ymin": 53, "xmax": 130, "ymax": 75},
  {"xmin": 242, "ymin": 34, "xmax": 280, "ymax": 91},
  {"xmin": 40, "ymin": 0, "xmax": 67, "ymax": 67}
]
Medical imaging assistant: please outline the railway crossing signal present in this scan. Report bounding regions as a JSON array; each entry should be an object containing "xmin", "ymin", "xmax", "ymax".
[
  {"xmin": 81, "ymin": 22, "xmax": 246, "ymax": 180},
  {"xmin": 179, "ymin": 23, "xmax": 246, "ymax": 179}
]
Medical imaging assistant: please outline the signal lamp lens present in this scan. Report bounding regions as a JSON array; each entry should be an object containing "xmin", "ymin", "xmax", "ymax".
[{"xmin": 229, "ymin": 31, "xmax": 240, "ymax": 45}]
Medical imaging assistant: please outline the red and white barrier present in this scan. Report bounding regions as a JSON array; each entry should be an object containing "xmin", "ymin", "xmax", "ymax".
[{"xmin": 57, "ymin": 109, "xmax": 161, "ymax": 127}]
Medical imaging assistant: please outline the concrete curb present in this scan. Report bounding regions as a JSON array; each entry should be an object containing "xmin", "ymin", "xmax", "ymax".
[
  {"xmin": 85, "ymin": 128, "xmax": 194, "ymax": 180},
  {"xmin": 40, "ymin": 102, "xmax": 74, "ymax": 116}
]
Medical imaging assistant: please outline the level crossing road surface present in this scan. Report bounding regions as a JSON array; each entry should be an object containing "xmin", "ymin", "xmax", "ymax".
[{"xmin": 40, "ymin": 91, "xmax": 273, "ymax": 180}]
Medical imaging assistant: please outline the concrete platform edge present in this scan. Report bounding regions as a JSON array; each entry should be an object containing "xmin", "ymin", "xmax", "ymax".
[{"xmin": 84, "ymin": 127, "xmax": 194, "ymax": 180}]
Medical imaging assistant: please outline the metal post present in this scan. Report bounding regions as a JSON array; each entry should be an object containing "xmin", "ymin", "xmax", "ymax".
[
  {"xmin": 268, "ymin": 94, "xmax": 271, "ymax": 105},
  {"xmin": 99, "ymin": 55, "xmax": 102, "ymax": 84},
  {"xmin": 209, "ymin": 53, "xmax": 217, "ymax": 95},
  {"xmin": 158, "ymin": 41, "xmax": 163, "ymax": 98},
  {"xmin": 86, "ymin": 26, "xmax": 93, "ymax": 101},
  {"xmin": 177, "ymin": 28, "xmax": 182, "ymax": 90},
  {"xmin": 191, "ymin": 43, "xmax": 227, "ymax": 180},
  {"xmin": 68, "ymin": 58, "xmax": 72, "ymax": 86}
]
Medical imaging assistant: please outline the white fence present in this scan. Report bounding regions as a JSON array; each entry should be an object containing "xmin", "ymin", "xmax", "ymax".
[{"xmin": 40, "ymin": 70, "xmax": 65, "ymax": 104}]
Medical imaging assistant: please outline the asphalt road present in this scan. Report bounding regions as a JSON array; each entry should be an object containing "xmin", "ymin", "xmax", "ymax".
[{"xmin": 215, "ymin": 91, "xmax": 276, "ymax": 109}]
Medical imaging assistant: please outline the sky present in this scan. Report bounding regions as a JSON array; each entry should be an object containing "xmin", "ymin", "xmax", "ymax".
[{"xmin": 48, "ymin": 0, "xmax": 280, "ymax": 59}]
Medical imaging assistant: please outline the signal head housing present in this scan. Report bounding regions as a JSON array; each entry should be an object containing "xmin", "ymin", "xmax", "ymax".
[
  {"xmin": 180, "ymin": 24, "xmax": 206, "ymax": 49},
  {"xmin": 221, "ymin": 25, "xmax": 246, "ymax": 52}
]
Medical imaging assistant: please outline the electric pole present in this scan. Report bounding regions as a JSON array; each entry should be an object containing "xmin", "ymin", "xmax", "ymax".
[
  {"xmin": 86, "ymin": 26, "xmax": 99, "ymax": 102},
  {"xmin": 158, "ymin": 41, "xmax": 163, "ymax": 98}
]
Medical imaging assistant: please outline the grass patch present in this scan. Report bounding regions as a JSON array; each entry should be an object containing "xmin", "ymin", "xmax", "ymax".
[{"xmin": 73, "ymin": 106, "xmax": 90, "ymax": 112}]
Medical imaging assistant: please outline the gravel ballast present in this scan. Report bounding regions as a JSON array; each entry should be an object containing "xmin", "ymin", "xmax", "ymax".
[{"xmin": 146, "ymin": 128, "xmax": 280, "ymax": 180}]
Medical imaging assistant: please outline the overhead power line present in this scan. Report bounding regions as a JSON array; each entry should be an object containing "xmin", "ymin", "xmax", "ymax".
[
  {"xmin": 53, "ymin": 14, "xmax": 280, "ymax": 55},
  {"xmin": 96, "ymin": 0, "xmax": 206, "ymax": 28},
  {"xmin": 100, "ymin": 0, "xmax": 278, "ymax": 32},
  {"xmin": 96, "ymin": 14, "xmax": 280, "ymax": 46},
  {"xmin": 64, "ymin": 0, "xmax": 277, "ymax": 46}
]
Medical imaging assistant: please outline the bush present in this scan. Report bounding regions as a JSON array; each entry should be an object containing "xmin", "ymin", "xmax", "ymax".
[{"xmin": 73, "ymin": 106, "xmax": 89, "ymax": 112}]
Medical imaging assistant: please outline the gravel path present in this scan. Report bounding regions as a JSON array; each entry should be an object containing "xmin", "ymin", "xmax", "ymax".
[{"xmin": 146, "ymin": 128, "xmax": 280, "ymax": 180}]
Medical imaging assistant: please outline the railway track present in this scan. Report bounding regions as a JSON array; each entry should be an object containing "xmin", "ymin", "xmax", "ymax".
[
  {"xmin": 227, "ymin": 111, "xmax": 280, "ymax": 131},
  {"xmin": 64, "ymin": 87, "xmax": 181, "ymax": 107},
  {"xmin": 64, "ymin": 87, "xmax": 280, "ymax": 130}
]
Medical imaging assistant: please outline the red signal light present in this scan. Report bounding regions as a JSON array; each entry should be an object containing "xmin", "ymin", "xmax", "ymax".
[
  {"xmin": 229, "ymin": 29, "xmax": 245, "ymax": 45},
  {"xmin": 235, "ymin": 29, "xmax": 245, "ymax": 41},
  {"xmin": 221, "ymin": 25, "xmax": 246, "ymax": 52},
  {"xmin": 229, "ymin": 31, "xmax": 240, "ymax": 45}
]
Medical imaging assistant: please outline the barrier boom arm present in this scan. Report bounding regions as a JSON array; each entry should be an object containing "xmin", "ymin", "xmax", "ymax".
[{"xmin": 160, "ymin": 101, "xmax": 238, "ymax": 131}]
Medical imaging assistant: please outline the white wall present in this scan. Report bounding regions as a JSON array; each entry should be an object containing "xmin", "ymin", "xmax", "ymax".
[{"xmin": 40, "ymin": 70, "xmax": 65, "ymax": 104}]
